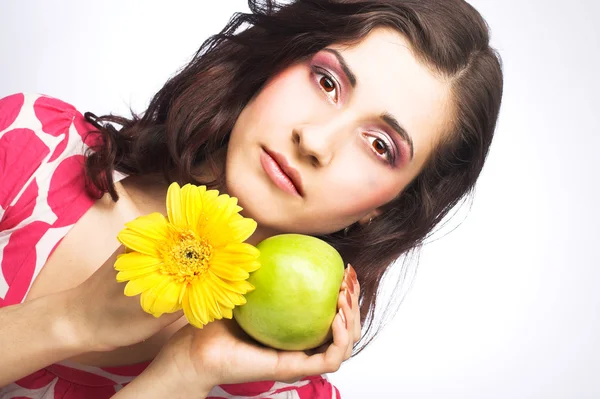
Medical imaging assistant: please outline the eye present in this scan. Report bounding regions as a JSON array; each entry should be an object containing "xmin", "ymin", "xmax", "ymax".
[
  {"xmin": 313, "ymin": 68, "xmax": 339, "ymax": 103},
  {"xmin": 364, "ymin": 134, "xmax": 395, "ymax": 164}
]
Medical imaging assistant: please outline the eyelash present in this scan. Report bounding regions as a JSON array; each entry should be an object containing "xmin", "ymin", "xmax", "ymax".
[
  {"xmin": 312, "ymin": 66, "xmax": 397, "ymax": 166},
  {"xmin": 364, "ymin": 134, "xmax": 396, "ymax": 165},
  {"xmin": 312, "ymin": 67, "xmax": 340, "ymax": 104}
]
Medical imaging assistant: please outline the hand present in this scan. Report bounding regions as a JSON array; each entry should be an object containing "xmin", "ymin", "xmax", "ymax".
[
  {"xmin": 141, "ymin": 264, "xmax": 362, "ymax": 395},
  {"xmin": 63, "ymin": 246, "xmax": 183, "ymax": 352},
  {"xmin": 341, "ymin": 263, "xmax": 362, "ymax": 356}
]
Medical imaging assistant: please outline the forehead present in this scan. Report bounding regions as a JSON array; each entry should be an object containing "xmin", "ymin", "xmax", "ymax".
[{"xmin": 330, "ymin": 28, "xmax": 452, "ymax": 167}]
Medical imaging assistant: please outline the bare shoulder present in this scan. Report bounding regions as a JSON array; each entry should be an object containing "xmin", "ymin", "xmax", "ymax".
[{"xmin": 25, "ymin": 183, "xmax": 143, "ymax": 301}]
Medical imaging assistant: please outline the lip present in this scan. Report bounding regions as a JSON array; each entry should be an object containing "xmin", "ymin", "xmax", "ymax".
[{"xmin": 260, "ymin": 147, "xmax": 304, "ymax": 197}]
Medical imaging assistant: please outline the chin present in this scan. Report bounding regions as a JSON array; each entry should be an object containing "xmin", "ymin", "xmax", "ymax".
[
  {"xmin": 226, "ymin": 174, "xmax": 267, "ymax": 221},
  {"xmin": 225, "ymin": 156, "xmax": 330, "ymax": 236}
]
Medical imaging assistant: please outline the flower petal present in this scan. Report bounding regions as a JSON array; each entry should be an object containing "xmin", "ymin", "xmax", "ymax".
[
  {"xmin": 212, "ymin": 287, "xmax": 235, "ymax": 309},
  {"xmin": 213, "ymin": 243, "xmax": 260, "ymax": 262},
  {"xmin": 227, "ymin": 218, "xmax": 258, "ymax": 243},
  {"xmin": 225, "ymin": 280, "xmax": 255, "ymax": 297},
  {"xmin": 205, "ymin": 274, "xmax": 247, "ymax": 319},
  {"xmin": 114, "ymin": 252, "xmax": 162, "ymax": 271},
  {"xmin": 116, "ymin": 264, "xmax": 160, "ymax": 282},
  {"xmin": 140, "ymin": 277, "xmax": 169, "ymax": 316},
  {"xmin": 210, "ymin": 260, "xmax": 249, "ymax": 281},
  {"xmin": 122, "ymin": 213, "xmax": 169, "ymax": 242},
  {"xmin": 184, "ymin": 282, "xmax": 209, "ymax": 327},
  {"xmin": 124, "ymin": 272, "xmax": 164, "ymax": 296},
  {"xmin": 208, "ymin": 270, "xmax": 255, "ymax": 295},
  {"xmin": 206, "ymin": 273, "xmax": 236, "ymax": 308},
  {"xmin": 212, "ymin": 259, "xmax": 259, "ymax": 275},
  {"xmin": 118, "ymin": 229, "xmax": 161, "ymax": 257},
  {"xmin": 220, "ymin": 306, "xmax": 233, "ymax": 319},
  {"xmin": 141, "ymin": 278, "xmax": 183, "ymax": 316},
  {"xmin": 196, "ymin": 191, "xmax": 237, "ymax": 239},
  {"xmin": 209, "ymin": 218, "xmax": 257, "ymax": 248},
  {"xmin": 197, "ymin": 281, "xmax": 220, "ymax": 322},
  {"xmin": 178, "ymin": 282, "xmax": 188, "ymax": 304},
  {"xmin": 158, "ymin": 281, "xmax": 184, "ymax": 314},
  {"xmin": 209, "ymin": 251, "xmax": 261, "ymax": 273},
  {"xmin": 181, "ymin": 290, "xmax": 200, "ymax": 328},
  {"xmin": 201, "ymin": 187, "xmax": 220, "ymax": 203},
  {"xmin": 197, "ymin": 186, "xmax": 219, "ymax": 216},
  {"xmin": 207, "ymin": 194, "xmax": 238, "ymax": 225},
  {"xmin": 167, "ymin": 182, "xmax": 185, "ymax": 227},
  {"xmin": 182, "ymin": 184, "xmax": 202, "ymax": 229}
]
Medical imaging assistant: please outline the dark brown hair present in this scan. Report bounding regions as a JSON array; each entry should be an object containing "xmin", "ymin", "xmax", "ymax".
[{"xmin": 85, "ymin": 0, "xmax": 503, "ymax": 355}]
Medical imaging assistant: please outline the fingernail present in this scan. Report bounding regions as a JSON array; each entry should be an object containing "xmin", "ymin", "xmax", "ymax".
[
  {"xmin": 345, "ymin": 289, "xmax": 353, "ymax": 310},
  {"xmin": 340, "ymin": 281, "xmax": 348, "ymax": 293},
  {"xmin": 350, "ymin": 266, "xmax": 359, "ymax": 289},
  {"xmin": 349, "ymin": 264, "xmax": 357, "ymax": 282},
  {"xmin": 346, "ymin": 265, "xmax": 356, "ymax": 294},
  {"xmin": 339, "ymin": 308, "xmax": 347, "ymax": 328},
  {"xmin": 345, "ymin": 271, "xmax": 355, "ymax": 294},
  {"xmin": 347, "ymin": 279, "xmax": 355, "ymax": 295}
]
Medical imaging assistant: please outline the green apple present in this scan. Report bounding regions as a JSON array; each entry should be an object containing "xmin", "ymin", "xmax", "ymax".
[{"xmin": 233, "ymin": 234, "xmax": 345, "ymax": 351}]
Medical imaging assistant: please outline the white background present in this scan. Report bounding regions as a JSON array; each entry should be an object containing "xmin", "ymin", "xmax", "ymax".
[{"xmin": 1, "ymin": 1, "xmax": 599, "ymax": 398}]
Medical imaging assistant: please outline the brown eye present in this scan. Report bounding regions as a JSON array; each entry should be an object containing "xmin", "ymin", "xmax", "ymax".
[
  {"xmin": 319, "ymin": 76, "xmax": 335, "ymax": 92},
  {"xmin": 372, "ymin": 138, "xmax": 387, "ymax": 155},
  {"xmin": 365, "ymin": 134, "xmax": 395, "ymax": 165}
]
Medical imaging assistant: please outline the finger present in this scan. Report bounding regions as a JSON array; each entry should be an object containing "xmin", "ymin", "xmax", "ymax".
[
  {"xmin": 340, "ymin": 267, "xmax": 350, "ymax": 292},
  {"xmin": 303, "ymin": 284, "xmax": 353, "ymax": 357},
  {"xmin": 303, "ymin": 341, "xmax": 329, "ymax": 357},
  {"xmin": 286, "ymin": 309, "xmax": 349, "ymax": 379},
  {"xmin": 338, "ymin": 289, "xmax": 354, "ymax": 360},
  {"xmin": 324, "ymin": 308, "xmax": 350, "ymax": 369},
  {"xmin": 340, "ymin": 279, "xmax": 350, "ymax": 292},
  {"xmin": 348, "ymin": 264, "xmax": 362, "ymax": 341},
  {"xmin": 274, "ymin": 274, "xmax": 355, "ymax": 380},
  {"xmin": 352, "ymin": 291, "xmax": 361, "ymax": 342},
  {"xmin": 342, "ymin": 268, "xmax": 360, "ymax": 343}
]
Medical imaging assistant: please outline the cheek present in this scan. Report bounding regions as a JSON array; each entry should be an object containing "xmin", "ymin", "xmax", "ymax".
[
  {"xmin": 246, "ymin": 65, "xmax": 319, "ymax": 126},
  {"xmin": 346, "ymin": 186, "xmax": 396, "ymax": 216},
  {"xmin": 331, "ymin": 165, "xmax": 401, "ymax": 218}
]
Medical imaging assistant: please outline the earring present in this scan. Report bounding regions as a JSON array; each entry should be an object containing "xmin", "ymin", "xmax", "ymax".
[{"xmin": 368, "ymin": 217, "xmax": 373, "ymax": 224}]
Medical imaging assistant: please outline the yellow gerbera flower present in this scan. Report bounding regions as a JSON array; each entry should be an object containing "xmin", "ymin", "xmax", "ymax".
[{"xmin": 115, "ymin": 182, "xmax": 260, "ymax": 328}]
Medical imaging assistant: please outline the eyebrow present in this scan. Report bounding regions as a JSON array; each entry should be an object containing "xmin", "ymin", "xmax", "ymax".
[
  {"xmin": 323, "ymin": 48, "xmax": 357, "ymax": 87},
  {"xmin": 323, "ymin": 48, "xmax": 415, "ymax": 161},
  {"xmin": 381, "ymin": 112, "xmax": 415, "ymax": 160}
]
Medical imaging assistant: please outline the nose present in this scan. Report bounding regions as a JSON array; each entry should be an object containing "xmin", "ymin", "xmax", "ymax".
[{"xmin": 292, "ymin": 120, "xmax": 346, "ymax": 167}]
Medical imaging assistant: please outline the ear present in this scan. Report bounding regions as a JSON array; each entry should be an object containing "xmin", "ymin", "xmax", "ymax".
[{"xmin": 358, "ymin": 208, "xmax": 383, "ymax": 225}]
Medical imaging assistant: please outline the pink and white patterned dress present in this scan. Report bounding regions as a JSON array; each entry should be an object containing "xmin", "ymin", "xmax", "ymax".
[{"xmin": 0, "ymin": 93, "xmax": 342, "ymax": 399}]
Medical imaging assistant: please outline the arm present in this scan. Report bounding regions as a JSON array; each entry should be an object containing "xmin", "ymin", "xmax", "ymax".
[
  {"xmin": 0, "ymin": 291, "xmax": 85, "ymax": 386},
  {"xmin": 0, "ymin": 253, "xmax": 183, "ymax": 387},
  {"xmin": 111, "ymin": 355, "xmax": 211, "ymax": 399}
]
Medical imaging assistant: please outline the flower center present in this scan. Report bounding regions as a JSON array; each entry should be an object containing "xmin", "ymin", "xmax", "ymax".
[{"xmin": 158, "ymin": 228, "xmax": 212, "ymax": 282}]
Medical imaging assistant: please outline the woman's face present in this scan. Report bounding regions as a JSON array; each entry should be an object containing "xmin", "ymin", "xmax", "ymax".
[{"xmin": 226, "ymin": 27, "xmax": 452, "ymax": 236}]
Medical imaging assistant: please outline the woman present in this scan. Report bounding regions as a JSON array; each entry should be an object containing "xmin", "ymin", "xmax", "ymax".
[{"xmin": 0, "ymin": 0, "xmax": 503, "ymax": 397}]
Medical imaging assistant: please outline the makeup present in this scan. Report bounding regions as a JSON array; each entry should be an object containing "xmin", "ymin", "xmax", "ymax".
[{"xmin": 260, "ymin": 148, "xmax": 303, "ymax": 197}]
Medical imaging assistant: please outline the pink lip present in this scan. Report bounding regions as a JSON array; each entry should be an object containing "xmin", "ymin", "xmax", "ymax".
[{"xmin": 260, "ymin": 148, "xmax": 304, "ymax": 197}]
